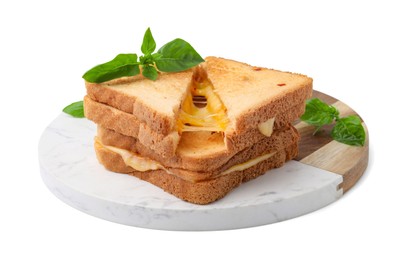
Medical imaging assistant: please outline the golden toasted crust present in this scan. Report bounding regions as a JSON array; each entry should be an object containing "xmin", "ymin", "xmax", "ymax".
[
  {"xmin": 203, "ymin": 56, "xmax": 313, "ymax": 133},
  {"xmin": 225, "ymin": 101, "xmax": 305, "ymax": 152},
  {"xmin": 85, "ymin": 95, "xmax": 304, "ymax": 158},
  {"xmin": 84, "ymin": 95, "xmax": 140, "ymax": 137},
  {"xmin": 84, "ymin": 96, "xmax": 180, "ymax": 158},
  {"xmin": 86, "ymin": 70, "xmax": 194, "ymax": 135},
  {"xmin": 95, "ymin": 140, "xmax": 298, "ymax": 204},
  {"xmin": 85, "ymin": 57, "xmax": 312, "ymax": 135},
  {"xmin": 97, "ymin": 124, "xmax": 299, "ymax": 173}
]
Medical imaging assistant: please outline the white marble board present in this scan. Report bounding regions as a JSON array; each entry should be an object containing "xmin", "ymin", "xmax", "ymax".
[{"xmin": 39, "ymin": 114, "xmax": 344, "ymax": 231}]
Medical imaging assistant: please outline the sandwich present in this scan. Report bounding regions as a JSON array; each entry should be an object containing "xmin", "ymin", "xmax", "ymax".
[{"xmin": 84, "ymin": 56, "xmax": 312, "ymax": 204}]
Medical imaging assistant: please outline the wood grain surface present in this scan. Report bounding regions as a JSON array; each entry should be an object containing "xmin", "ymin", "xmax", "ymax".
[{"xmin": 293, "ymin": 91, "xmax": 369, "ymax": 192}]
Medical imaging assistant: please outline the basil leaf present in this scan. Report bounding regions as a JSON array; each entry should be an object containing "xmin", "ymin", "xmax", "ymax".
[
  {"xmin": 141, "ymin": 28, "xmax": 156, "ymax": 55},
  {"xmin": 142, "ymin": 65, "xmax": 158, "ymax": 81},
  {"xmin": 155, "ymin": 38, "xmax": 204, "ymax": 72},
  {"xmin": 63, "ymin": 101, "xmax": 84, "ymax": 118},
  {"xmin": 301, "ymin": 98, "xmax": 339, "ymax": 128},
  {"xmin": 82, "ymin": 54, "xmax": 140, "ymax": 83},
  {"xmin": 331, "ymin": 115, "xmax": 366, "ymax": 146},
  {"xmin": 151, "ymin": 52, "xmax": 163, "ymax": 61}
]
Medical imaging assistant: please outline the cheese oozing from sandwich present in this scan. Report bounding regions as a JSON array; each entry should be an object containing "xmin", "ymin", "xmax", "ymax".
[
  {"xmin": 176, "ymin": 74, "xmax": 275, "ymax": 137},
  {"xmin": 96, "ymin": 138, "xmax": 276, "ymax": 182},
  {"xmin": 177, "ymin": 78, "xmax": 229, "ymax": 132},
  {"xmin": 102, "ymin": 143, "xmax": 164, "ymax": 172},
  {"xmin": 219, "ymin": 152, "xmax": 276, "ymax": 176}
]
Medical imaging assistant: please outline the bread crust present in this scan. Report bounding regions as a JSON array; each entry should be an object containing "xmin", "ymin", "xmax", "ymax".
[
  {"xmin": 95, "ymin": 140, "xmax": 298, "ymax": 204},
  {"xmin": 85, "ymin": 57, "xmax": 312, "ymax": 147},
  {"xmin": 203, "ymin": 56, "xmax": 313, "ymax": 132},
  {"xmin": 84, "ymin": 96, "xmax": 180, "ymax": 158},
  {"xmin": 97, "ymin": 124, "xmax": 299, "ymax": 173},
  {"xmin": 85, "ymin": 95, "xmax": 304, "ymax": 158},
  {"xmin": 86, "ymin": 70, "xmax": 194, "ymax": 136},
  {"xmin": 225, "ymin": 102, "xmax": 305, "ymax": 152}
]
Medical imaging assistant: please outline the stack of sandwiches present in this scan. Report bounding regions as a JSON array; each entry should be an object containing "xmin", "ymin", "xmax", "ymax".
[{"xmin": 84, "ymin": 56, "xmax": 312, "ymax": 204}]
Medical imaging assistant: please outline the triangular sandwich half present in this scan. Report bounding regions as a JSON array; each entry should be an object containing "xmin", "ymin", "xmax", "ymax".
[{"xmin": 85, "ymin": 57, "xmax": 312, "ymax": 157}]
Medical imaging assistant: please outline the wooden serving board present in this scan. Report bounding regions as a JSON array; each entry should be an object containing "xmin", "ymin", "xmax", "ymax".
[{"xmin": 293, "ymin": 90, "xmax": 369, "ymax": 192}]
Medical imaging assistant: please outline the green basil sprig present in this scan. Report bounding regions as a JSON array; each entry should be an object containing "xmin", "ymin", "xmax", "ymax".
[
  {"xmin": 331, "ymin": 115, "xmax": 366, "ymax": 146},
  {"xmin": 301, "ymin": 98, "xmax": 366, "ymax": 146},
  {"xmin": 63, "ymin": 101, "xmax": 84, "ymax": 118},
  {"xmin": 82, "ymin": 28, "xmax": 204, "ymax": 82},
  {"xmin": 82, "ymin": 54, "xmax": 140, "ymax": 83}
]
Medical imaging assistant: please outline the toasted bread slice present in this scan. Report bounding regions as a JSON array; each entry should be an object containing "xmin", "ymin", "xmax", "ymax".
[
  {"xmin": 203, "ymin": 57, "xmax": 312, "ymax": 133},
  {"xmin": 96, "ymin": 123, "xmax": 299, "ymax": 172},
  {"xmin": 84, "ymin": 96, "xmax": 180, "ymax": 157},
  {"xmin": 86, "ymin": 70, "xmax": 194, "ymax": 135},
  {"xmin": 84, "ymin": 95, "xmax": 305, "ymax": 157},
  {"xmin": 95, "ymin": 137, "xmax": 298, "ymax": 204},
  {"xmin": 85, "ymin": 57, "xmax": 312, "ymax": 156}
]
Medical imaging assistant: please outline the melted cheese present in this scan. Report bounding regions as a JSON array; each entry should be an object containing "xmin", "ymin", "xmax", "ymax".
[
  {"xmin": 97, "ymin": 138, "xmax": 276, "ymax": 181},
  {"xmin": 258, "ymin": 117, "xmax": 275, "ymax": 137},
  {"xmin": 219, "ymin": 152, "xmax": 276, "ymax": 176},
  {"xmin": 177, "ymin": 79, "xmax": 229, "ymax": 132},
  {"xmin": 97, "ymin": 138, "xmax": 164, "ymax": 172}
]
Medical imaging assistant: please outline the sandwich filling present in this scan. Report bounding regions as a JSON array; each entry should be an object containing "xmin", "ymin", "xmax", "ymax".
[
  {"xmin": 95, "ymin": 138, "xmax": 276, "ymax": 183},
  {"xmin": 177, "ymin": 69, "xmax": 229, "ymax": 133},
  {"xmin": 175, "ymin": 64, "xmax": 278, "ymax": 139}
]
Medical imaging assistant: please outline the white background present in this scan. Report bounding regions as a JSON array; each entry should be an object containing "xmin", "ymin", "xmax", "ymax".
[{"xmin": 1, "ymin": 0, "xmax": 405, "ymax": 259}]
